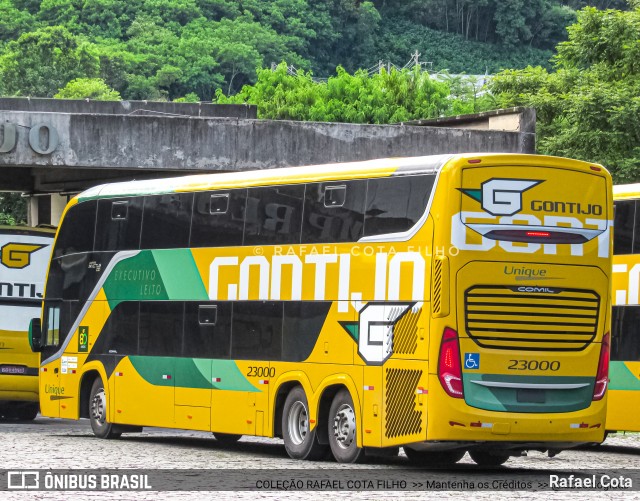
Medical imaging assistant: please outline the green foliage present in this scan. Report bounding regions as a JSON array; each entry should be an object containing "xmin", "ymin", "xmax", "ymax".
[
  {"xmin": 217, "ymin": 62, "xmax": 484, "ymax": 123},
  {"xmin": 0, "ymin": 0, "xmax": 37, "ymax": 42},
  {"xmin": 0, "ymin": 26, "xmax": 99, "ymax": 97},
  {"xmin": 0, "ymin": 193, "xmax": 27, "ymax": 225},
  {"xmin": 173, "ymin": 92, "xmax": 199, "ymax": 102},
  {"xmin": 490, "ymin": 6, "xmax": 640, "ymax": 182},
  {"xmin": 54, "ymin": 77, "xmax": 122, "ymax": 99},
  {"xmin": 376, "ymin": 18, "xmax": 554, "ymax": 74},
  {"xmin": 0, "ymin": 0, "xmax": 632, "ymax": 112}
]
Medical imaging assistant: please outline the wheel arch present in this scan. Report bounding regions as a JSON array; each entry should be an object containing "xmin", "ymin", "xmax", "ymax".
[
  {"xmin": 271, "ymin": 371, "xmax": 313, "ymax": 438},
  {"xmin": 78, "ymin": 362, "xmax": 108, "ymax": 420}
]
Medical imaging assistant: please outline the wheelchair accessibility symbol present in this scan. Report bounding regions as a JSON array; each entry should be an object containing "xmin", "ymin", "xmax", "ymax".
[{"xmin": 465, "ymin": 353, "xmax": 480, "ymax": 370}]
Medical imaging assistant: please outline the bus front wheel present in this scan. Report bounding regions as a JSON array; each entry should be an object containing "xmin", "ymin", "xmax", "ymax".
[
  {"xmin": 282, "ymin": 386, "xmax": 327, "ymax": 460},
  {"xmin": 16, "ymin": 403, "xmax": 39, "ymax": 421},
  {"xmin": 89, "ymin": 379, "xmax": 121, "ymax": 439},
  {"xmin": 469, "ymin": 449, "xmax": 509, "ymax": 467},
  {"xmin": 404, "ymin": 448, "xmax": 465, "ymax": 466},
  {"xmin": 328, "ymin": 389, "xmax": 364, "ymax": 463},
  {"xmin": 213, "ymin": 433, "xmax": 242, "ymax": 445}
]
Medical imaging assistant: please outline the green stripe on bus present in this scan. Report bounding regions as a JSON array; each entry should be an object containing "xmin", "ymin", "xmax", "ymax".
[
  {"xmin": 151, "ymin": 249, "xmax": 208, "ymax": 300},
  {"xmin": 128, "ymin": 356, "xmax": 260, "ymax": 392},
  {"xmin": 609, "ymin": 362, "xmax": 640, "ymax": 391},
  {"xmin": 103, "ymin": 252, "xmax": 168, "ymax": 309}
]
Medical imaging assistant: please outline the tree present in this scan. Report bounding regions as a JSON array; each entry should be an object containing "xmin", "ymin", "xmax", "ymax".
[
  {"xmin": 55, "ymin": 77, "xmax": 122, "ymax": 99},
  {"xmin": 0, "ymin": 193, "xmax": 27, "ymax": 225},
  {"xmin": 217, "ymin": 62, "xmax": 454, "ymax": 123},
  {"xmin": 0, "ymin": 0, "xmax": 37, "ymax": 42},
  {"xmin": 490, "ymin": 5, "xmax": 640, "ymax": 182},
  {"xmin": 0, "ymin": 26, "xmax": 99, "ymax": 97}
]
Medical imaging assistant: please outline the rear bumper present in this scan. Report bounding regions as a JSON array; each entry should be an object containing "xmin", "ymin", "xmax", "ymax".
[
  {"xmin": 426, "ymin": 375, "xmax": 606, "ymax": 445},
  {"xmin": 0, "ymin": 374, "xmax": 39, "ymax": 403}
]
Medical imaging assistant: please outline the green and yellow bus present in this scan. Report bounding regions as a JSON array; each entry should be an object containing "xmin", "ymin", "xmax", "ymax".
[
  {"xmin": 30, "ymin": 153, "xmax": 612, "ymax": 465},
  {"xmin": 608, "ymin": 183, "xmax": 640, "ymax": 433},
  {"xmin": 1, "ymin": 225, "xmax": 54, "ymax": 420}
]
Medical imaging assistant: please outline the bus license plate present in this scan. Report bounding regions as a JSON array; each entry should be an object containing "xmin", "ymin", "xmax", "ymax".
[{"xmin": 0, "ymin": 366, "xmax": 26, "ymax": 374}]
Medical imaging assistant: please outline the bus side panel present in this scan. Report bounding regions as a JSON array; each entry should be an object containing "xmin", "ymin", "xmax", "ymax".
[
  {"xmin": 606, "ymin": 361, "xmax": 640, "ymax": 432},
  {"xmin": 380, "ymin": 358, "xmax": 428, "ymax": 448},
  {"xmin": 39, "ymin": 359, "xmax": 61, "ymax": 418},
  {"xmin": 113, "ymin": 356, "xmax": 175, "ymax": 428}
]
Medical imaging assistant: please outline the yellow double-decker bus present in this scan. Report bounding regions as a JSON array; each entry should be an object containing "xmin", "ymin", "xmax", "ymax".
[
  {"xmin": 1, "ymin": 225, "xmax": 54, "ymax": 420},
  {"xmin": 30, "ymin": 153, "xmax": 612, "ymax": 465},
  {"xmin": 608, "ymin": 184, "xmax": 640, "ymax": 433}
]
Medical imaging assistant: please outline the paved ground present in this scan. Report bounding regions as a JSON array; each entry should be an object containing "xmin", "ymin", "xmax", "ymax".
[{"xmin": 1, "ymin": 417, "xmax": 639, "ymax": 500}]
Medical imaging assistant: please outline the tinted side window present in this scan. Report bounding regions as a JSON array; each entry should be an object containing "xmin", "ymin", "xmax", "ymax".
[
  {"xmin": 232, "ymin": 301, "xmax": 282, "ymax": 360},
  {"xmin": 190, "ymin": 190, "xmax": 246, "ymax": 247},
  {"xmin": 94, "ymin": 197, "xmax": 143, "ymax": 251},
  {"xmin": 53, "ymin": 200, "xmax": 97, "ymax": 258},
  {"xmin": 615, "ymin": 200, "xmax": 636, "ymax": 255},
  {"xmin": 364, "ymin": 175, "xmax": 435, "ymax": 237},
  {"xmin": 46, "ymin": 252, "xmax": 117, "ymax": 303},
  {"xmin": 633, "ymin": 201, "xmax": 640, "ymax": 254},
  {"xmin": 282, "ymin": 302, "xmax": 331, "ymax": 362},
  {"xmin": 139, "ymin": 301, "xmax": 183, "ymax": 356},
  {"xmin": 102, "ymin": 301, "xmax": 139, "ymax": 355},
  {"xmin": 244, "ymin": 186, "xmax": 304, "ymax": 245},
  {"xmin": 183, "ymin": 302, "xmax": 231, "ymax": 359},
  {"xmin": 611, "ymin": 305, "xmax": 640, "ymax": 362},
  {"xmin": 141, "ymin": 194, "xmax": 193, "ymax": 249},
  {"xmin": 302, "ymin": 181, "xmax": 366, "ymax": 243}
]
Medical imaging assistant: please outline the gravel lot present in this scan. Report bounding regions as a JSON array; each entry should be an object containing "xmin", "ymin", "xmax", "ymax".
[{"xmin": 1, "ymin": 417, "xmax": 639, "ymax": 500}]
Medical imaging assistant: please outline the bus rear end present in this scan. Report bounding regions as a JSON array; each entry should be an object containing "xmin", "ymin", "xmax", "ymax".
[
  {"xmin": 0, "ymin": 227, "xmax": 54, "ymax": 420},
  {"xmin": 423, "ymin": 155, "xmax": 611, "ymax": 461}
]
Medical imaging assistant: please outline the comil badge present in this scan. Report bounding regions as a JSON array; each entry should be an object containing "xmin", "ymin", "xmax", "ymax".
[{"xmin": 460, "ymin": 179, "xmax": 543, "ymax": 216}]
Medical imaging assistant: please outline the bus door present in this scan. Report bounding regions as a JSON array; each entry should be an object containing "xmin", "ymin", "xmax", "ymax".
[{"xmin": 39, "ymin": 302, "xmax": 63, "ymax": 418}]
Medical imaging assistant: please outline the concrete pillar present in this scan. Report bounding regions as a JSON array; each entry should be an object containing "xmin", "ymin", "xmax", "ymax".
[
  {"xmin": 50, "ymin": 194, "xmax": 68, "ymax": 227},
  {"xmin": 28, "ymin": 197, "xmax": 38, "ymax": 226}
]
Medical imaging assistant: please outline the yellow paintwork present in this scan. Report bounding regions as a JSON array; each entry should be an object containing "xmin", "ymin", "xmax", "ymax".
[
  {"xmin": 39, "ymin": 154, "xmax": 611, "ymax": 450},
  {"xmin": 606, "ymin": 362, "xmax": 640, "ymax": 432},
  {"xmin": 0, "ymin": 226, "xmax": 55, "ymax": 407},
  {"xmin": 607, "ymin": 183, "xmax": 640, "ymax": 432}
]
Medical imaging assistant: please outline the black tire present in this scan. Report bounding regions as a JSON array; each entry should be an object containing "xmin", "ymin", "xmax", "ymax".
[
  {"xmin": 15, "ymin": 403, "xmax": 39, "ymax": 421},
  {"xmin": 469, "ymin": 449, "xmax": 509, "ymax": 467},
  {"xmin": 404, "ymin": 448, "xmax": 465, "ymax": 466},
  {"xmin": 328, "ymin": 389, "xmax": 364, "ymax": 463},
  {"xmin": 282, "ymin": 386, "xmax": 327, "ymax": 460},
  {"xmin": 89, "ymin": 378, "xmax": 121, "ymax": 439},
  {"xmin": 213, "ymin": 433, "xmax": 242, "ymax": 445}
]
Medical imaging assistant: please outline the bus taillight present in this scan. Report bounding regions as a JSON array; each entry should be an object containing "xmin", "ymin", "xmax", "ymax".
[
  {"xmin": 592, "ymin": 332, "xmax": 610, "ymax": 401},
  {"xmin": 438, "ymin": 328, "xmax": 464, "ymax": 399}
]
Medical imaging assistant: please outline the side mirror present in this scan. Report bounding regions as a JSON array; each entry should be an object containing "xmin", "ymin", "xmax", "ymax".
[{"xmin": 29, "ymin": 318, "xmax": 42, "ymax": 352}]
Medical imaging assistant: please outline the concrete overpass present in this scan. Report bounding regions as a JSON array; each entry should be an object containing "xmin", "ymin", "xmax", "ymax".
[{"xmin": 0, "ymin": 98, "xmax": 535, "ymax": 225}]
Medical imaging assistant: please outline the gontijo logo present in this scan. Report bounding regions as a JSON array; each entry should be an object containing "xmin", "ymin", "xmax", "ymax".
[
  {"xmin": 0, "ymin": 242, "xmax": 47, "ymax": 269},
  {"xmin": 459, "ymin": 179, "xmax": 543, "ymax": 216}
]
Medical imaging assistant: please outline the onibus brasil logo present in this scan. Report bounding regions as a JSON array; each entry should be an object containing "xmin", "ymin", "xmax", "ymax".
[
  {"xmin": 459, "ymin": 178, "xmax": 543, "ymax": 216},
  {"xmin": 0, "ymin": 242, "xmax": 47, "ymax": 269}
]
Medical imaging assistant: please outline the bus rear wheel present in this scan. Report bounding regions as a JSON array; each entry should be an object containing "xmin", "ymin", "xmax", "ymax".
[
  {"xmin": 469, "ymin": 450, "xmax": 509, "ymax": 467},
  {"xmin": 328, "ymin": 389, "xmax": 364, "ymax": 463},
  {"xmin": 282, "ymin": 386, "xmax": 327, "ymax": 460},
  {"xmin": 89, "ymin": 379, "xmax": 121, "ymax": 439},
  {"xmin": 404, "ymin": 448, "xmax": 465, "ymax": 466},
  {"xmin": 213, "ymin": 433, "xmax": 242, "ymax": 445}
]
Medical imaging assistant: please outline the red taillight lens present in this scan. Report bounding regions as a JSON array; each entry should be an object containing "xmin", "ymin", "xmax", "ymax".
[
  {"xmin": 592, "ymin": 332, "xmax": 610, "ymax": 401},
  {"xmin": 438, "ymin": 327, "xmax": 464, "ymax": 398}
]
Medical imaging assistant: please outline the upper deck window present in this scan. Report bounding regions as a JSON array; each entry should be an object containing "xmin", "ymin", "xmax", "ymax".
[{"xmin": 364, "ymin": 175, "xmax": 435, "ymax": 237}]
